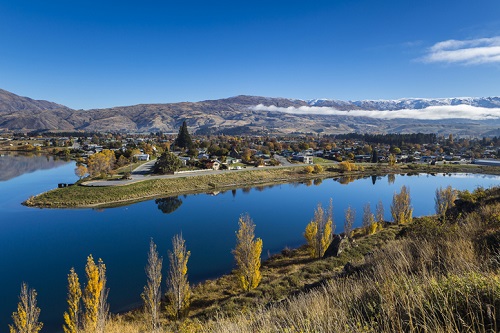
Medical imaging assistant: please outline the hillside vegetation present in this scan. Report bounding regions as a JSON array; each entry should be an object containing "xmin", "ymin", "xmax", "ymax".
[{"xmin": 97, "ymin": 186, "xmax": 500, "ymax": 333}]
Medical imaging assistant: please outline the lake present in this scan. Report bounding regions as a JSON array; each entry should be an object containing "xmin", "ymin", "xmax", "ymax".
[{"xmin": 0, "ymin": 153, "xmax": 499, "ymax": 332}]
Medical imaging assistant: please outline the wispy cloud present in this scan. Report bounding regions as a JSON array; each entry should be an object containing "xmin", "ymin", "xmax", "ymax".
[
  {"xmin": 252, "ymin": 104, "xmax": 500, "ymax": 121},
  {"xmin": 421, "ymin": 37, "xmax": 500, "ymax": 65}
]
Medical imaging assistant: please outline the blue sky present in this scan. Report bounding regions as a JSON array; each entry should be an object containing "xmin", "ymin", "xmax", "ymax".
[{"xmin": 1, "ymin": 0, "xmax": 499, "ymax": 109}]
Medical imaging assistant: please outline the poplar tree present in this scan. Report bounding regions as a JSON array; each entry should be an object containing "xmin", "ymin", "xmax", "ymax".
[
  {"xmin": 362, "ymin": 203, "xmax": 376, "ymax": 235},
  {"xmin": 391, "ymin": 185, "xmax": 413, "ymax": 224},
  {"xmin": 9, "ymin": 283, "xmax": 43, "ymax": 333},
  {"xmin": 435, "ymin": 185, "xmax": 458, "ymax": 218},
  {"xmin": 141, "ymin": 239, "xmax": 163, "ymax": 331},
  {"xmin": 233, "ymin": 214, "xmax": 263, "ymax": 291},
  {"xmin": 344, "ymin": 205, "xmax": 355, "ymax": 238},
  {"xmin": 82, "ymin": 255, "xmax": 108, "ymax": 332},
  {"xmin": 63, "ymin": 268, "xmax": 82, "ymax": 333},
  {"xmin": 166, "ymin": 234, "xmax": 191, "ymax": 319},
  {"xmin": 304, "ymin": 200, "xmax": 334, "ymax": 258},
  {"xmin": 96, "ymin": 262, "xmax": 109, "ymax": 333},
  {"xmin": 376, "ymin": 200, "xmax": 385, "ymax": 223}
]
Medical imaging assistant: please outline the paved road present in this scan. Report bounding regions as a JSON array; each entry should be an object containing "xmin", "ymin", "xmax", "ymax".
[
  {"xmin": 82, "ymin": 159, "xmax": 308, "ymax": 187},
  {"xmin": 131, "ymin": 160, "xmax": 156, "ymax": 177}
]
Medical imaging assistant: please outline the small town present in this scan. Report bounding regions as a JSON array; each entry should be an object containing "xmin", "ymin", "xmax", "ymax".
[{"xmin": 2, "ymin": 127, "xmax": 500, "ymax": 180}]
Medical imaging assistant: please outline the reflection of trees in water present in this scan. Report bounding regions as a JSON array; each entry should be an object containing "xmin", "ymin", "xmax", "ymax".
[
  {"xmin": 372, "ymin": 175, "xmax": 377, "ymax": 185},
  {"xmin": 388, "ymin": 174, "xmax": 396, "ymax": 185},
  {"xmin": 338, "ymin": 176, "xmax": 354, "ymax": 185},
  {"xmin": 313, "ymin": 178, "xmax": 323, "ymax": 186},
  {"xmin": 155, "ymin": 196, "xmax": 183, "ymax": 214},
  {"xmin": 0, "ymin": 153, "xmax": 68, "ymax": 182},
  {"xmin": 333, "ymin": 175, "xmax": 364, "ymax": 185}
]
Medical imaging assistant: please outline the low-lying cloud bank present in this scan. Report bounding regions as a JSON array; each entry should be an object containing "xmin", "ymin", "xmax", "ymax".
[{"xmin": 252, "ymin": 104, "xmax": 500, "ymax": 121}]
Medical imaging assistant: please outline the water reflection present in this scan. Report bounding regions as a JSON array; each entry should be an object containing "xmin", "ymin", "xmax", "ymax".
[
  {"xmin": 0, "ymin": 152, "xmax": 69, "ymax": 182},
  {"xmin": 155, "ymin": 196, "xmax": 183, "ymax": 214},
  {"xmin": 314, "ymin": 178, "xmax": 323, "ymax": 186}
]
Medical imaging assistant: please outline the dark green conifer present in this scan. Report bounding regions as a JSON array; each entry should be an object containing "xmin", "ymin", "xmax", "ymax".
[
  {"xmin": 371, "ymin": 148, "xmax": 378, "ymax": 163},
  {"xmin": 175, "ymin": 121, "xmax": 193, "ymax": 149}
]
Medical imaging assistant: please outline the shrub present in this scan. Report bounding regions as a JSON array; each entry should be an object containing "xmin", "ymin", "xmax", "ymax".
[
  {"xmin": 313, "ymin": 164, "xmax": 324, "ymax": 173},
  {"xmin": 304, "ymin": 165, "xmax": 314, "ymax": 174}
]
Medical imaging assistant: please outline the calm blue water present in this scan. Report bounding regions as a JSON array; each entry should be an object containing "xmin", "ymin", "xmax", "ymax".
[{"xmin": 0, "ymin": 154, "xmax": 499, "ymax": 332}]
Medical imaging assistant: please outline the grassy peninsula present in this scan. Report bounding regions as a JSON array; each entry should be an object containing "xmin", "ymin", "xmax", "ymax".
[{"xmin": 24, "ymin": 163, "xmax": 497, "ymax": 208}]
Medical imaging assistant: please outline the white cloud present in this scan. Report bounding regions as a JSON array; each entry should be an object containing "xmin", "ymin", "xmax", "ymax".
[
  {"xmin": 422, "ymin": 37, "xmax": 500, "ymax": 65},
  {"xmin": 252, "ymin": 104, "xmax": 500, "ymax": 120}
]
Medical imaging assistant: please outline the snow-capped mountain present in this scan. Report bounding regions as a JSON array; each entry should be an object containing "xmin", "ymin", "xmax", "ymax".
[{"xmin": 307, "ymin": 97, "xmax": 500, "ymax": 110}]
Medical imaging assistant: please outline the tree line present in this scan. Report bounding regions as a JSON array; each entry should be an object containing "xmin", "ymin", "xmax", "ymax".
[{"xmin": 333, "ymin": 133, "xmax": 437, "ymax": 145}]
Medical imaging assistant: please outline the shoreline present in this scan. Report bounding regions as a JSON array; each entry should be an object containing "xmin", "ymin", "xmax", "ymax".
[
  {"xmin": 22, "ymin": 163, "xmax": 499, "ymax": 209},
  {"xmin": 24, "ymin": 163, "xmax": 499, "ymax": 208}
]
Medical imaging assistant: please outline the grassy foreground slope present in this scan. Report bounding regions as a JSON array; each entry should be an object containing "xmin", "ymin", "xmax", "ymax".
[{"xmin": 105, "ymin": 186, "xmax": 500, "ymax": 333}]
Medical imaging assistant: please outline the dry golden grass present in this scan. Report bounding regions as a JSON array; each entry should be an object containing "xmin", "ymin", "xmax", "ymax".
[{"xmin": 199, "ymin": 194, "xmax": 500, "ymax": 333}]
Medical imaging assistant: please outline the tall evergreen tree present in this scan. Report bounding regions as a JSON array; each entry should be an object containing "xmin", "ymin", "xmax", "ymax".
[
  {"xmin": 175, "ymin": 121, "xmax": 193, "ymax": 149},
  {"xmin": 371, "ymin": 148, "xmax": 378, "ymax": 163}
]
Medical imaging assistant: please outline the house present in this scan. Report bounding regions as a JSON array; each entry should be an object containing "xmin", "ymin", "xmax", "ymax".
[
  {"xmin": 292, "ymin": 155, "xmax": 313, "ymax": 164},
  {"xmin": 198, "ymin": 153, "xmax": 210, "ymax": 160},
  {"xmin": 179, "ymin": 156, "xmax": 190, "ymax": 166},
  {"xmin": 354, "ymin": 155, "xmax": 371, "ymax": 162},
  {"xmin": 225, "ymin": 157, "xmax": 242, "ymax": 164},
  {"xmin": 134, "ymin": 154, "xmax": 150, "ymax": 161},
  {"xmin": 205, "ymin": 160, "xmax": 220, "ymax": 170}
]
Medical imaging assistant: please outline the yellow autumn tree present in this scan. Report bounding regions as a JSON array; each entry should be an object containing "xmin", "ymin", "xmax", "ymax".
[
  {"xmin": 435, "ymin": 185, "xmax": 458, "ymax": 218},
  {"xmin": 304, "ymin": 165, "xmax": 314, "ymax": 174},
  {"xmin": 9, "ymin": 283, "xmax": 43, "ymax": 333},
  {"xmin": 166, "ymin": 234, "xmax": 191, "ymax": 319},
  {"xmin": 304, "ymin": 200, "xmax": 334, "ymax": 258},
  {"xmin": 362, "ymin": 203, "xmax": 376, "ymax": 235},
  {"xmin": 87, "ymin": 149, "xmax": 116, "ymax": 177},
  {"xmin": 141, "ymin": 238, "xmax": 163, "ymax": 331},
  {"xmin": 344, "ymin": 205, "xmax": 355, "ymax": 238},
  {"xmin": 63, "ymin": 268, "xmax": 82, "ymax": 333},
  {"xmin": 388, "ymin": 154, "xmax": 396, "ymax": 166},
  {"xmin": 391, "ymin": 185, "xmax": 413, "ymax": 224},
  {"xmin": 82, "ymin": 255, "xmax": 108, "ymax": 332},
  {"xmin": 313, "ymin": 164, "xmax": 324, "ymax": 173},
  {"xmin": 74, "ymin": 165, "xmax": 88, "ymax": 180},
  {"xmin": 233, "ymin": 214, "xmax": 263, "ymax": 291}
]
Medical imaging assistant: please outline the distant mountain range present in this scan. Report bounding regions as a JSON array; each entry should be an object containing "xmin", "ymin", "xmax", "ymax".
[{"xmin": 1, "ymin": 88, "xmax": 500, "ymax": 137}]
